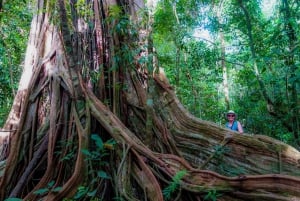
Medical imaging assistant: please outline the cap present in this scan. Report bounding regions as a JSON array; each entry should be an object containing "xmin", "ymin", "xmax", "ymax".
[{"xmin": 227, "ymin": 110, "xmax": 236, "ymax": 115}]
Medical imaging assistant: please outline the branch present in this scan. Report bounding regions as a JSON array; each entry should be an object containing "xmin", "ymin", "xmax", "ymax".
[{"xmin": 9, "ymin": 134, "xmax": 48, "ymax": 198}]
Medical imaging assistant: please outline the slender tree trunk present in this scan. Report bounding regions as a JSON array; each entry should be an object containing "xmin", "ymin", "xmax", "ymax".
[
  {"xmin": 213, "ymin": 0, "xmax": 230, "ymax": 110},
  {"xmin": 173, "ymin": 2, "xmax": 181, "ymax": 95},
  {"xmin": 220, "ymin": 31, "xmax": 230, "ymax": 110},
  {"xmin": 0, "ymin": 0, "xmax": 4, "ymax": 12},
  {"xmin": 183, "ymin": 52, "xmax": 199, "ymax": 115}
]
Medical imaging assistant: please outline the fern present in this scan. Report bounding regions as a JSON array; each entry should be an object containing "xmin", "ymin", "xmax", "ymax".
[
  {"xmin": 204, "ymin": 189, "xmax": 222, "ymax": 201},
  {"xmin": 163, "ymin": 170, "xmax": 187, "ymax": 200}
]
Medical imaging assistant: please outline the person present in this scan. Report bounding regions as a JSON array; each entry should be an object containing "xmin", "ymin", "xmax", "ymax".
[{"xmin": 225, "ymin": 110, "xmax": 243, "ymax": 133}]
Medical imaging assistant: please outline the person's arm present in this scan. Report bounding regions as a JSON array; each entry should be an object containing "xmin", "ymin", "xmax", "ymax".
[{"xmin": 237, "ymin": 121, "xmax": 244, "ymax": 133}]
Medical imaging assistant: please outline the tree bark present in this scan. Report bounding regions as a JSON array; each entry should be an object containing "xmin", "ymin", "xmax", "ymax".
[{"xmin": 0, "ymin": 0, "xmax": 300, "ymax": 200}]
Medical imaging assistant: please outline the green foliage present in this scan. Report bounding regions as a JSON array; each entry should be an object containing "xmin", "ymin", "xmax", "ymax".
[
  {"xmin": 56, "ymin": 139, "xmax": 76, "ymax": 162},
  {"xmin": 73, "ymin": 186, "xmax": 96, "ymax": 200},
  {"xmin": 63, "ymin": 197, "xmax": 102, "ymax": 201},
  {"xmin": 106, "ymin": 5, "xmax": 137, "ymax": 38},
  {"xmin": 75, "ymin": 0, "xmax": 93, "ymax": 20},
  {"xmin": 54, "ymin": 134, "xmax": 115, "ymax": 200},
  {"xmin": 213, "ymin": 145, "xmax": 230, "ymax": 160},
  {"xmin": 4, "ymin": 199, "xmax": 23, "ymax": 201},
  {"xmin": 112, "ymin": 197, "xmax": 125, "ymax": 201},
  {"xmin": 104, "ymin": 4, "xmax": 141, "ymax": 76},
  {"xmin": 0, "ymin": 0, "xmax": 32, "ymax": 126},
  {"xmin": 33, "ymin": 180, "xmax": 62, "ymax": 195},
  {"xmin": 68, "ymin": 134, "xmax": 115, "ymax": 200},
  {"xmin": 204, "ymin": 189, "xmax": 222, "ymax": 201},
  {"xmin": 81, "ymin": 134, "xmax": 115, "ymax": 165},
  {"xmin": 162, "ymin": 170, "xmax": 187, "ymax": 200}
]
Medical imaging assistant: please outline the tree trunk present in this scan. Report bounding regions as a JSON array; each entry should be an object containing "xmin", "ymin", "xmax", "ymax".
[
  {"xmin": 1, "ymin": 0, "xmax": 300, "ymax": 200},
  {"xmin": 213, "ymin": 0, "xmax": 230, "ymax": 111}
]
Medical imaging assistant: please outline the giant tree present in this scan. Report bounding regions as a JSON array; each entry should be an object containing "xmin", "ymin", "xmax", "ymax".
[{"xmin": 1, "ymin": 0, "xmax": 300, "ymax": 200}]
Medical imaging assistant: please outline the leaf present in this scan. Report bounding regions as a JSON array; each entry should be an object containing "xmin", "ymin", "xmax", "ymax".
[
  {"xmin": 47, "ymin": 180, "xmax": 55, "ymax": 187},
  {"xmin": 162, "ymin": 186, "xmax": 172, "ymax": 200},
  {"xmin": 87, "ymin": 189, "xmax": 97, "ymax": 197},
  {"xmin": 204, "ymin": 189, "xmax": 222, "ymax": 201},
  {"xmin": 172, "ymin": 170, "xmax": 187, "ymax": 182},
  {"xmin": 60, "ymin": 152, "xmax": 74, "ymax": 161},
  {"xmin": 163, "ymin": 169, "xmax": 187, "ymax": 200},
  {"xmin": 33, "ymin": 188, "xmax": 49, "ymax": 195},
  {"xmin": 74, "ymin": 186, "xmax": 88, "ymax": 199},
  {"xmin": 97, "ymin": 170, "xmax": 111, "ymax": 179},
  {"xmin": 91, "ymin": 134, "xmax": 104, "ymax": 150},
  {"xmin": 91, "ymin": 178, "xmax": 98, "ymax": 184},
  {"xmin": 105, "ymin": 138, "xmax": 116, "ymax": 146},
  {"xmin": 4, "ymin": 198, "xmax": 23, "ymax": 201},
  {"xmin": 52, "ymin": 186, "xmax": 63, "ymax": 192},
  {"xmin": 81, "ymin": 149, "xmax": 92, "ymax": 156},
  {"xmin": 146, "ymin": 99, "xmax": 153, "ymax": 106},
  {"xmin": 104, "ymin": 143, "xmax": 114, "ymax": 150}
]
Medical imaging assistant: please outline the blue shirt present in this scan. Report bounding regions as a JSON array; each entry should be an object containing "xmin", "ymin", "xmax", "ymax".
[{"xmin": 226, "ymin": 121, "xmax": 239, "ymax": 131}]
